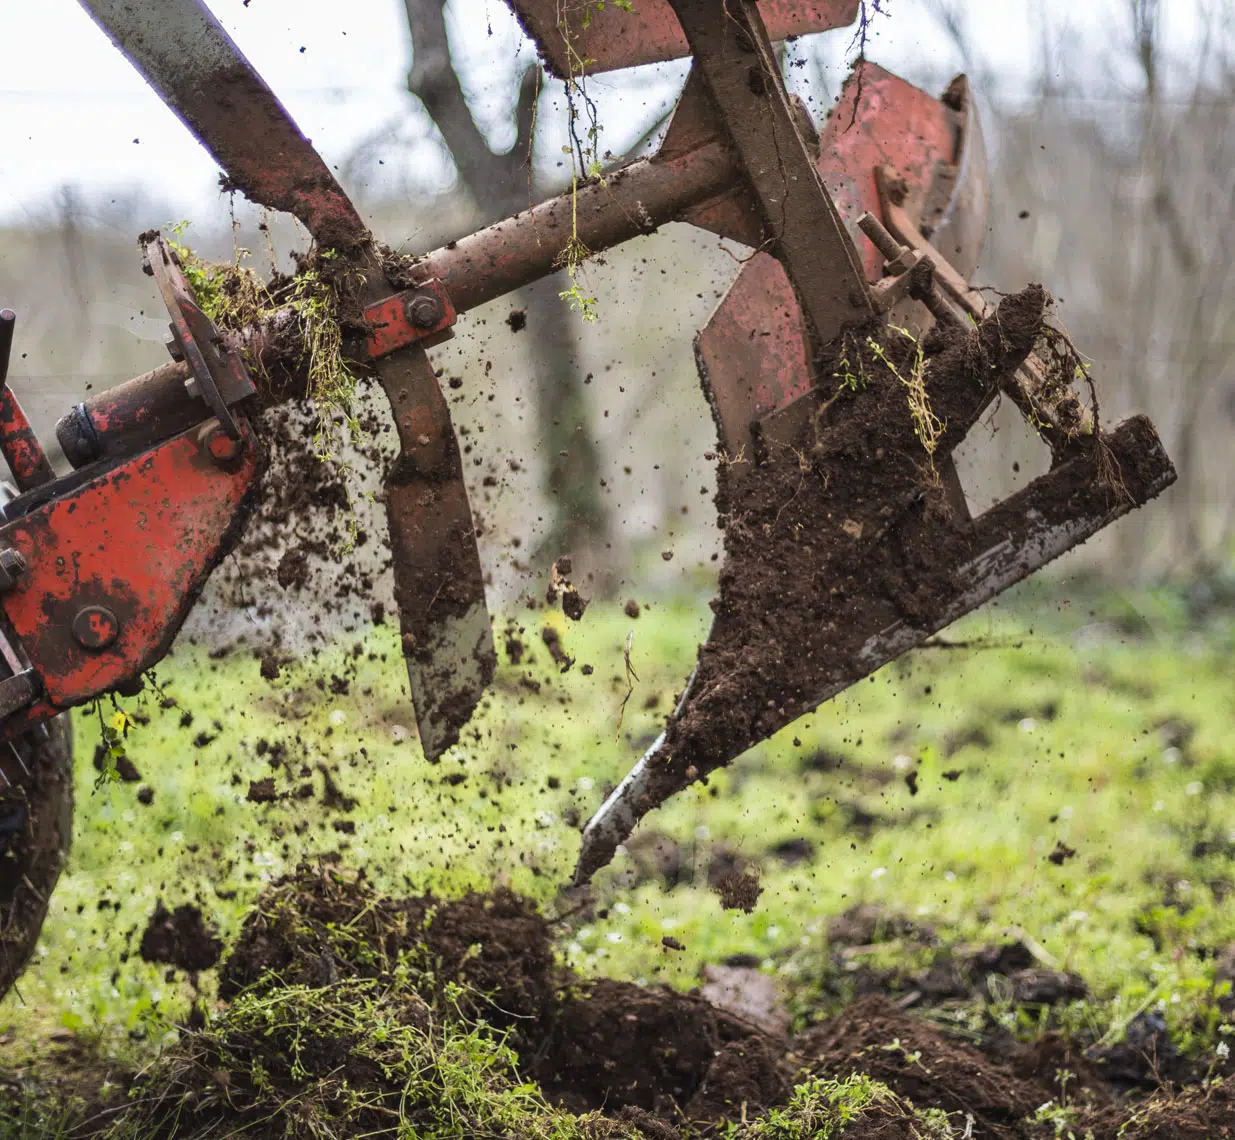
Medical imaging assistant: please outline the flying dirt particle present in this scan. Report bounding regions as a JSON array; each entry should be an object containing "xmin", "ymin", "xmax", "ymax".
[
  {"xmin": 661, "ymin": 550, "xmax": 674, "ymax": 561},
  {"xmin": 137, "ymin": 785, "xmax": 154, "ymax": 806},
  {"xmin": 581, "ymin": 664, "xmax": 594, "ymax": 675},
  {"xmin": 942, "ymin": 769, "xmax": 962, "ymax": 781},
  {"xmin": 562, "ymin": 589, "xmax": 588, "ymax": 621},
  {"xmin": 623, "ymin": 598, "xmax": 641, "ymax": 619},
  {"xmin": 247, "ymin": 778, "xmax": 278, "ymax": 804},
  {"xmin": 714, "ymin": 869, "xmax": 762, "ymax": 914},
  {"xmin": 904, "ymin": 770, "xmax": 919, "ymax": 796},
  {"xmin": 507, "ymin": 308, "xmax": 527, "ymax": 332},
  {"xmin": 139, "ymin": 902, "xmax": 222, "ymax": 974},
  {"xmin": 259, "ymin": 654, "xmax": 281, "ymax": 682},
  {"xmin": 276, "ymin": 548, "xmax": 309, "ymax": 591},
  {"xmin": 662, "ymin": 936, "xmax": 685, "ymax": 951},
  {"xmin": 542, "ymin": 626, "xmax": 574, "ymax": 672},
  {"xmin": 1048, "ymin": 841, "xmax": 1077, "ymax": 866}
]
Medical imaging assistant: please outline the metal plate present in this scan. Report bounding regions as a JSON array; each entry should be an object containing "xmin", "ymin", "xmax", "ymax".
[{"xmin": 510, "ymin": 0, "xmax": 859, "ymax": 77}]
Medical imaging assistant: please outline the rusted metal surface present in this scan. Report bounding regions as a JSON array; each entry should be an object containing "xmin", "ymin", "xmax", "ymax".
[
  {"xmin": 0, "ymin": 392, "xmax": 55, "ymax": 494},
  {"xmin": 364, "ymin": 280, "xmax": 458, "ymax": 359},
  {"xmin": 697, "ymin": 254, "xmax": 811, "ymax": 457},
  {"xmin": 696, "ymin": 67, "xmax": 974, "ymax": 454},
  {"xmin": 0, "ymin": 310, "xmax": 55, "ymax": 493},
  {"xmin": 373, "ymin": 343, "xmax": 495, "ymax": 761},
  {"xmin": 0, "ymin": 416, "xmax": 262, "ymax": 735},
  {"xmin": 820, "ymin": 63, "xmax": 962, "ymax": 281},
  {"xmin": 509, "ymin": 0, "xmax": 859, "ymax": 78},
  {"xmin": 667, "ymin": 0, "xmax": 874, "ymax": 348},
  {"xmin": 145, "ymin": 237, "xmax": 255, "ymax": 437},
  {"xmin": 575, "ymin": 415, "xmax": 1177, "ymax": 882},
  {"xmin": 79, "ymin": 0, "xmax": 368, "ymax": 250},
  {"xmin": 55, "ymin": 361, "xmax": 197, "ymax": 470},
  {"xmin": 417, "ymin": 141, "xmax": 739, "ymax": 314}
]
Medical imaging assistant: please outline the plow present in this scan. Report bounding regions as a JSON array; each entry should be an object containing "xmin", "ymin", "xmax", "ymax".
[{"xmin": 0, "ymin": 0, "xmax": 1174, "ymax": 996}]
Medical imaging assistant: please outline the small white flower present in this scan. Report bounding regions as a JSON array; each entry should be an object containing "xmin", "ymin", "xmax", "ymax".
[
  {"xmin": 1060, "ymin": 806, "xmax": 1074, "ymax": 820},
  {"xmin": 1067, "ymin": 910, "xmax": 1088, "ymax": 924},
  {"xmin": 390, "ymin": 723, "xmax": 409, "ymax": 741},
  {"xmin": 871, "ymin": 866, "xmax": 887, "ymax": 880},
  {"xmin": 944, "ymin": 871, "xmax": 956, "ymax": 882},
  {"xmin": 119, "ymin": 841, "xmax": 134, "ymax": 854},
  {"xmin": 1216, "ymin": 1040, "xmax": 1230, "ymax": 1060},
  {"xmin": 767, "ymin": 926, "xmax": 781, "ymax": 939},
  {"xmin": 1186, "ymin": 781, "xmax": 1203, "ymax": 796},
  {"xmin": 694, "ymin": 825, "xmax": 711, "ymax": 840},
  {"xmin": 170, "ymin": 830, "xmax": 184, "ymax": 842},
  {"xmin": 577, "ymin": 776, "xmax": 595, "ymax": 791},
  {"xmin": 892, "ymin": 753, "xmax": 913, "ymax": 771},
  {"xmin": 605, "ymin": 931, "xmax": 624, "ymax": 943},
  {"xmin": 1019, "ymin": 717, "xmax": 1037, "ymax": 733},
  {"xmin": 253, "ymin": 850, "xmax": 277, "ymax": 867},
  {"xmin": 1153, "ymin": 800, "xmax": 1165, "ymax": 812},
  {"xmin": 1163, "ymin": 747, "xmax": 1181, "ymax": 765},
  {"xmin": 534, "ymin": 810, "xmax": 557, "ymax": 828},
  {"xmin": 613, "ymin": 902, "xmax": 631, "ymax": 915},
  {"xmin": 329, "ymin": 710, "xmax": 346, "ymax": 726}
]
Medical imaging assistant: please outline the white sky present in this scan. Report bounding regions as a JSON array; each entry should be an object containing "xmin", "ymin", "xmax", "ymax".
[{"xmin": 0, "ymin": 0, "xmax": 1208, "ymax": 230}]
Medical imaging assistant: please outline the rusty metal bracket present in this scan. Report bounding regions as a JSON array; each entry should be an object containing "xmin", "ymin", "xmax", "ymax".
[
  {"xmin": 666, "ymin": 0, "xmax": 875, "ymax": 348},
  {"xmin": 364, "ymin": 279, "xmax": 458, "ymax": 359},
  {"xmin": 145, "ymin": 236, "xmax": 256, "ymax": 440}
]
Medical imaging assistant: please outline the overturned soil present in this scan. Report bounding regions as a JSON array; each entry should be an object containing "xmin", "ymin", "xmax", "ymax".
[
  {"xmin": 93, "ymin": 870, "xmax": 1235, "ymax": 1139},
  {"xmin": 580, "ymin": 287, "xmax": 1175, "ymax": 878}
]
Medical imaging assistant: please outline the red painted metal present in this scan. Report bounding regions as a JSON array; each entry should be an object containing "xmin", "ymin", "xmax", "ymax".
[
  {"xmin": 697, "ymin": 64, "xmax": 968, "ymax": 453},
  {"xmin": 0, "ymin": 390, "xmax": 55, "ymax": 492},
  {"xmin": 697, "ymin": 253, "xmax": 811, "ymax": 457},
  {"xmin": 364, "ymin": 280, "xmax": 458, "ymax": 359},
  {"xmin": 820, "ymin": 62, "xmax": 960, "ymax": 281},
  {"xmin": 510, "ymin": 0, "xmax": 859, "ymax": 77},
  {"xmin": 0, "ymin": 417, "xmax": 261, "ymax": 734}
]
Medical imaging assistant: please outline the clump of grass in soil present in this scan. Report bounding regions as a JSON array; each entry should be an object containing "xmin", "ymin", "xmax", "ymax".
[
  {"xmin": 106, "ymin": 977, "xmax": 625, "ymax": 1140},
  {"xmin": 163, "ymin": 225, "xmax": 363, "ymax": 462}
]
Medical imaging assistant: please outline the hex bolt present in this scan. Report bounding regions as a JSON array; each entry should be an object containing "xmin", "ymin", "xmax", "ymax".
[
  {"xmin": 0, "ymin": 548, "xmax": 27, "ymax": 593},
  {"xmin": 406, "ymin": 294, "xmax": 442, "ymax": 330},
  {"xmin": 72, "ymin": 605, "xmax": 120, "ymax": 651},
  {"xmin": 198, "ymin": 420, "xmax": 244, "ymax": 464}
]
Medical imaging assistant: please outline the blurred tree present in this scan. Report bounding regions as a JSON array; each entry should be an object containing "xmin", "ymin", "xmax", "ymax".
[{"xmin": 399, "ymin": 0, "xmax": 610, "ymax": 563}]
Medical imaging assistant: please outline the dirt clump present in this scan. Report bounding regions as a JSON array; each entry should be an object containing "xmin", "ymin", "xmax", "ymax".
[
  {"xmin": 246, "ymin": 777, "xmax": 278, "ymax": 803},
  {"xmin": 793, "ymin": 995, "xmax": 1049, "ymax": 1139},
  {"xmin": 714, "ymin": 867, "xmax": 763, "ymax": 913},
  {"xmin": 138, "ymin": 902, "xmax": 222, "ymax": 975}
]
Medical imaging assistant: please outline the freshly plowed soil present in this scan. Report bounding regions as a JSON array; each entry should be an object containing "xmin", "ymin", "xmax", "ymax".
[{"xmin": 96, "ymin": 870, "xmax": 1235, "ymax": 1139}]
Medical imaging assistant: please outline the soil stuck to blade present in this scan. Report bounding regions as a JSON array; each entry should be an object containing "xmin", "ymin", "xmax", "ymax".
[
  {"xmin": 96, "ymin": 870, "xmax": 1235, "ymax": 1140},
  {"xmin": 628, "ymin": 286, "xmax": 1167, "ymax": 831}
]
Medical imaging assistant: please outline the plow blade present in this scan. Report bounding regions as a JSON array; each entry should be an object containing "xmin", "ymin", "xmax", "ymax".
[
  {"xmin": 576, "ymin": 416, "xmax": 1176, "ymax": 883},
  {"xmin": 375, "ymin": 346, "xmax": 496, "ymax": 762},
  {"xmin": 78, "ymin": 0, "xmax": 367, "ymax": 249}
]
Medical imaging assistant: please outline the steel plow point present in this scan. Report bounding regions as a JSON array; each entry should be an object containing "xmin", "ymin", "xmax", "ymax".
[{"xmin": 574, "ymin": 415, "xmax": 1176, "ymax": 884}]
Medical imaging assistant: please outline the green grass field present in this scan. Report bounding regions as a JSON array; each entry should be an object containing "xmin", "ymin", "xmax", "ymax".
[{"xmin": 2, "ymin": 581, "xmax": 1233, "ymax": 1072}]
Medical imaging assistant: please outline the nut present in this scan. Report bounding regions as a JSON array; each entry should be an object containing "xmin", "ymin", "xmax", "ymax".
[{"xmin": 406, "ymin": 294, "xmax": 442, "ymax": 330}]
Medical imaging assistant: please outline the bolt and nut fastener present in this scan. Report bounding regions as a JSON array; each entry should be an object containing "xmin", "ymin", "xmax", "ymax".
[{"xmin": 406, "ymin": 294, "xmax": 442, "ymax": 330}]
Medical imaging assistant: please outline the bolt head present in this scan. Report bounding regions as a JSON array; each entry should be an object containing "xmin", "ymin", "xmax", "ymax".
[
  {"xmin": 73, "ymin": 605, "xmax": 120, "ymax": 651},
  {"xmin": 207, "ymin": 430, "xmax": 244, "ymax": 463},
  {"xmin": 406, "ymin": 294, "xmax": 442, "ymax": 330}
]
